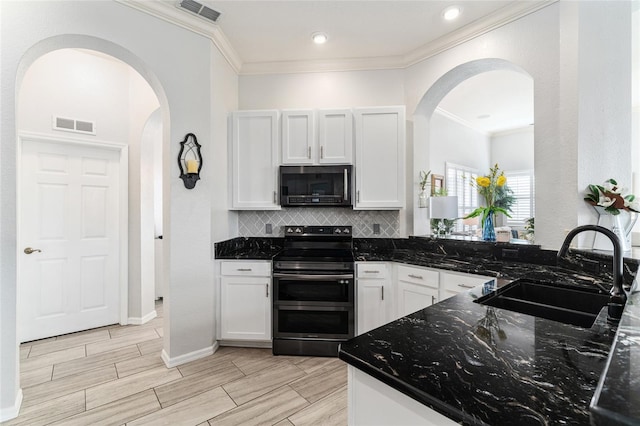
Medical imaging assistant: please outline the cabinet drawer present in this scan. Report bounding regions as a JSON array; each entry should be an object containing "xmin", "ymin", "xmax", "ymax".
[
  {"xmin": 441, "ymin": 272, "xmax": 493, "ymax": 293},
  {"xmin": 397, "ymin": 265, "xmax": 438, "ymax": 289},
  {"xmin": 221, "ymin": 261, "xmax": 271, "ymax": 277},
  {"xmin": 357, "ymin": 263, "xmax": 388, "ymax": 279}
]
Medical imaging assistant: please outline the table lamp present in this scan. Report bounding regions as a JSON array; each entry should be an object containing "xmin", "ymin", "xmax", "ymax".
[{"xmin": 429, "ymin": 196, "xmax": 459, "ymax": 237}]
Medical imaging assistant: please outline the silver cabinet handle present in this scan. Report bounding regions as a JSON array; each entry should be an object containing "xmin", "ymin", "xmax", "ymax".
[
  {"xmin": 357, "ymin": 190, "xmax": 360, "ymax": 203},
  {"xmin": 273, "ymin": 191, "xmax": 277, "ymax": 204},
  {"xmin": 363, "ymin": 270, "xmax": 380, "ymax": 274},
  {"xmin": 320, "ymin": 146, "xmax": 324, "ymax": 159},
  {"xmin": 408, "ymin": 274, "xmax": 423, "ymax": 280},
  {"xmin": 344, "ymin": 168, "xmax": 348, "ymax": 201},
  {"xmin": 458, "ymin": 284, "xmax": 474, "ymax": 289},
  {"xmin": 266, "ymin": 284, "xmax": 269, "ymax": 298},
  {"xmin": 381, "ymin": 286, "xmax": 384, "ymax": 301},
  {"xmin": 236, "ymin": 268, "xmax": 253, "ymax": 272},
  {"xmin": 308, "ymin": 146, "xmax": 311, "ymax": 159},
  {"xmin": 431, "ymin": 295, "xmax": 436, "ymax": 304},
  {"xmin": 24, "ymin": 247, "xmax": 42, "ymax": 254}
]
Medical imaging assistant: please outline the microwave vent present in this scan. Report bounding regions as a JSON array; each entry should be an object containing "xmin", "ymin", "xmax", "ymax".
[{"xmin": 177, "ymin": 0, "xmax": 221, "ymax": 23}]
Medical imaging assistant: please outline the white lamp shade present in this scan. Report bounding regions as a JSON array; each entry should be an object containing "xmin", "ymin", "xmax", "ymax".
[{"xmin": 429, "ymin": 196, "xmax": 459, "ymax": 219}]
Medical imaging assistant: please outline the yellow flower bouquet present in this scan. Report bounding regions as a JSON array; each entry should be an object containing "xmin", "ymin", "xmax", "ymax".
[{"xmin": 464, "ymin": 164, "xmax": 511, "ymax": 241}]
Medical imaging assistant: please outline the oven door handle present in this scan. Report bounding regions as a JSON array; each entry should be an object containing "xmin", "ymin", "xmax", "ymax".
[{"xmin": 273, "ymin": 273, "xmax": 354, "ymax": 280}]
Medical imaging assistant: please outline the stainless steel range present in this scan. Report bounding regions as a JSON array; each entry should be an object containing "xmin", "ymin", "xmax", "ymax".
[{"xmin": 272, "ymin": 225, "xmax": 355, "ymax": 357}]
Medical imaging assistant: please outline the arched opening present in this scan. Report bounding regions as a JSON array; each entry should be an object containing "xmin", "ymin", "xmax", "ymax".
[
  {"xmin": 13, "ymin": 35, "xmax": 170, "ymax": 385},
  {"xmin": 412, "ymin": 59, "xmax": 534, "ymax": 237}
]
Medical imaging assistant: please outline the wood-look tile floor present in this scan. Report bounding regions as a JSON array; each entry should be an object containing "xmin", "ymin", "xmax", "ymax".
[{"xmin": 4, "ymin": 301, "xmax": 347, "ymax": 426}]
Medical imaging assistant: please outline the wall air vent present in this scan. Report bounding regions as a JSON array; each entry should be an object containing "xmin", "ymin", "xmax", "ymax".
[
  {"xmin": 177, "ymin": 0, "xmax": 221, "ymax": 24},
  {"xmin": 53, "ymin": 116, "xmax": 96, "ymax": 135}
]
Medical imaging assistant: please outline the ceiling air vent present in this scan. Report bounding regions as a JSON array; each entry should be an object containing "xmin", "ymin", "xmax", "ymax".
[
  {"xmin": 177, "ymin": 0, "xmax": 221, "ymax": 24},
  {"xmin": 53, "ymin": 116, "xmax": 96, "ymax": 135}
]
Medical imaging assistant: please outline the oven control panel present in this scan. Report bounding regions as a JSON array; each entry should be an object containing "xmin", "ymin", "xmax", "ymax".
[{"xmin": 284, "ymin": 225, "xmax": 352, "ymax": 236}]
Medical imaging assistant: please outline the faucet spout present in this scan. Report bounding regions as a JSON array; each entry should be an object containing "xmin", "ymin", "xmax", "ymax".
[{"xmin": 558, "ymin": 225, "xmax": 625, "ymax": 323}]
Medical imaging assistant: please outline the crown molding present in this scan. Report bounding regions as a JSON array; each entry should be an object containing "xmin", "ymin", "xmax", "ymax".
[
  {"xmin": 114, "ymin": 0, "xmax": 242, "ymax": 73},
  {"xmin": 434, "ymin": 107, "xmax": 489, "ymax": 137},
  {"xmin": 115, "ymin": 0, "xmax": 556, "ymax": 76}
]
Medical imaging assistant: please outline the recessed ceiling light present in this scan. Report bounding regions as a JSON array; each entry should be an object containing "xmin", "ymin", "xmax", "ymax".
[
  {"xmin": 443, "ymin": 6, "xmax": 461, "ymax": 21},
  {"xmin": 312, "ymin": 32, "xmax": 328, "ymax": 44}
]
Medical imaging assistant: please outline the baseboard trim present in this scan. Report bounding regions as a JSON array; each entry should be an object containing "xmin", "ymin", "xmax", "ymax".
[
  {"xmin": 128, "ymin": 310, "xmax": 157, "ymax": 325},
  {"xmin": 0, "ymin": 388, "xmax": 23, "ymax": 422},
  {"xmin": 161, "ymin": 342, "xmax": 218, "ymax": 368},
  {"xmin": 219, "ymin": 340, "xmax": 272, "ymax": 349}
]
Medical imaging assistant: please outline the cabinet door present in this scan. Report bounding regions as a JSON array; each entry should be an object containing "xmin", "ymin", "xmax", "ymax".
[
  {"xmin": 318, "ymin": 109, "xmax": 353, "ymax": 164},
  {"xmin": 357, "ymin": 279, "xmax": 388, "ymax": 335},
  {"xmin": 230, "ymin": 111, "xmax": 280, "ymax": 209},
  {"xmin": 397, "ymin": 281, "xmax": 438, "ymax": 318},
  {"xmin": 354, "ymin": 106, "xmax": 405, "ymax": 209},
  {"xmin": 220, "ymin": 276, "xmax": 271, "ymax": 341},
  {"xmin": 282, "ymin": 110, "xmax": 315, "ymax": 165},
  {"xmin": 440, "ymin": 271, "xmax": 494, "ymax": 301}
]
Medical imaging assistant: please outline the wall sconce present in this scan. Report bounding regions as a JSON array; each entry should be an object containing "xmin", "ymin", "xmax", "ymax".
[{"xmin": 178, "ymin": 133, "xmax": 202, "ymax": 189}]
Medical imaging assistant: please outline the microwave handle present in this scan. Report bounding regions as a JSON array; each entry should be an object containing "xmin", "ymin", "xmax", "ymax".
[{"xmin": 344, "ymin": 168, "xmax": 348, "ymax": 201}]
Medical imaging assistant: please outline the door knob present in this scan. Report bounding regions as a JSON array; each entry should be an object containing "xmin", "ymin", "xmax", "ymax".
[{"xmin": 24, "ymin": 247, "xmax": 42, "ymax": 254}]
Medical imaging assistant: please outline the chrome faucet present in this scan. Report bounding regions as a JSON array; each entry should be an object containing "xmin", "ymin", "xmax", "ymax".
[{"xmin": 558, "ymin": 225, "xmax": 626, "ymax": 323}]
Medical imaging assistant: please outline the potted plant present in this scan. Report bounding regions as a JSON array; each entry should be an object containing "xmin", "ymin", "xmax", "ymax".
[{"xmin": 464, "ymin": 164, "xmax": 511, "ymax": 242}]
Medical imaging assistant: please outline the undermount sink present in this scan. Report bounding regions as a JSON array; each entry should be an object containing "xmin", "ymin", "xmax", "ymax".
[{"xmin": 474, "ymin": 279, "xmax": 609, "ymax": 328}]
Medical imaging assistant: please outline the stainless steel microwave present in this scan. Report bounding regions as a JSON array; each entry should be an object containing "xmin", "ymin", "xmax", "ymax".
[{"xmin": 280, "ymin": 165, "xmax": 352, "ymax": 207}]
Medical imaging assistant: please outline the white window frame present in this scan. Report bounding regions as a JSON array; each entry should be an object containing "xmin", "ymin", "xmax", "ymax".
[
  {"xmin": 445, "ymin": 162, "xmax": 479, "ymax": 232},
  {"xmin": 503, "ymin": 169, "xmax": 535, "ymax": 227}
]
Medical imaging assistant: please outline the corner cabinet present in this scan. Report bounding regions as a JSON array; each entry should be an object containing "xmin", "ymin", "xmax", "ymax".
[
  {"xmin": 218, "ymin": 261, "xmax": 272, "ymax": 342},
  {"xmin": 354, "ymin": 106, "xmax": 405, "ymax": 210},
  {"xmin": 230, "ymin": 110, "xmax": 280, "ymax": 210}
]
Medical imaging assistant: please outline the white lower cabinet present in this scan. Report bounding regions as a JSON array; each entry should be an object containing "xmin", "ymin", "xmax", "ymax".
[
  {"xmin": 396, "ymin": 264, "xmax": 439, "ymax": 318},
  {"xmin": 440, "ymin": 271, "xmax": 494, "ymax": 301},
  {"xmin": 356, "ymin": 263, "xmax": 392, "ymax": 335},
  {"xmin": 348, "ymin": 365, "xmax": 458, "ymax": 425},
  {"xmin": 218, "ymin": 261, "xmax": 271, "ymax": 342}
]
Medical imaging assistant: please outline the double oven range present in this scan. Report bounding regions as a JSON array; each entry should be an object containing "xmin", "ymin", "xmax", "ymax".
[{"xmin": 272, "ymin": 226, "xmax": 355, "ymax": 357}]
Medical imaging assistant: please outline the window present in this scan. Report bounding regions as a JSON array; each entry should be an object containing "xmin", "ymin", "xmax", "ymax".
[
  {"xmin": 445, "ymin": 162, "xmax": 478, "ymax": 231},
  {"xmin": 504, "ymin": 170, "xmax": 534, "ymax": 226}
]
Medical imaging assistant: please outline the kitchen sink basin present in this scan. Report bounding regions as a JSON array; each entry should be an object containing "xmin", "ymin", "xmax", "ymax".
[{"xmin": 474, "ymin": 279, "xmax": 609, "ymax": 328}]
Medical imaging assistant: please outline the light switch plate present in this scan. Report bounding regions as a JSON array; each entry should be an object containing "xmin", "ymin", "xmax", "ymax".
[
  {"xmin": 373, "ymin": 223, "xmax": 380, "ymax": 234},
  {"xmin": 265, "ymin": 223, "xmax": 272, "ymax": 234}
]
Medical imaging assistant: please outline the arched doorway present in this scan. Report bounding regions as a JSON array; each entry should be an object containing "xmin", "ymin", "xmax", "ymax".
[{"xmin": 412, "ymin": 58, "xmax": 534, "ymax": 236}]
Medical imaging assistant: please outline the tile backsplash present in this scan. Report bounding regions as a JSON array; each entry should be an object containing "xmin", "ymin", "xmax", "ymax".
[{"xmin": 238, "ymin": 208, "xmax": 399, "ymax": 238}]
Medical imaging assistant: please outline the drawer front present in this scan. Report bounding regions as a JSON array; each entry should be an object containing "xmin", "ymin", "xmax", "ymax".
[
  {"xmin": 356, "ymin": 263, "xmax": 388, "ymax": 279},
  {"xmin": 221, "ymin": 261, "xmax": 271, "ymax": 277},
  {"xmin": 397, "ymin": 265, "xmax": 438, "ymax": 289},
  {"xmin": 441, "ymin": 272, "xmax": 493, "ymax": 293}
]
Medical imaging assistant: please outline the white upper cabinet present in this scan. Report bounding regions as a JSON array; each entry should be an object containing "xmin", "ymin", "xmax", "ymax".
[
  {"xmin": 317, "ymin": 109, "xmax": 353, "ymax": 164},
  {"xmin": 281, "ymin": 110, "xmax": 315, "ymax": 165},
  {"xmin": 354, "ymin": 106, "xmax": 405, "ymax": 210},
  {"xmin": 230, "ymin": 110, "xmax": 280, "ymax": 210},
  {"xmin": 281, "ymin": 108, "xmax": 353, "ymax": 165}
]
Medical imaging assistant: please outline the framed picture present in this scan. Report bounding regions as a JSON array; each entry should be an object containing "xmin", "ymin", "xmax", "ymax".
[{"xmin": 431, "ymin": 174, "xmax": 444, "ymax": 195}]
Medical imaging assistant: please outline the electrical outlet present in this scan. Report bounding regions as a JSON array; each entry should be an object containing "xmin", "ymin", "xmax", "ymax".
[
  {"xmin": 265, "ymin": 223, "xmax": 272, "ymax": 234},
  {"xmin": 373, "ymin": 224, "xmax": 380, "ymax": 234}
]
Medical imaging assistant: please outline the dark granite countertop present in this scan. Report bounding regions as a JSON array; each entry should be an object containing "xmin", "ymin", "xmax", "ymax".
[{"xmin": 214, "ymin": 235, "xmax": 640, "ymax": 424}]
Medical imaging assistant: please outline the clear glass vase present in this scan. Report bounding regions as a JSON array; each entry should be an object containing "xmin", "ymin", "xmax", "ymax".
[
  {"xmin": 418, "ymin": 190, "xmax": 428, "ymax": 208},
  {"xmin": 482, "ymin": 211, "xmax": 496, "ymax": 242}
]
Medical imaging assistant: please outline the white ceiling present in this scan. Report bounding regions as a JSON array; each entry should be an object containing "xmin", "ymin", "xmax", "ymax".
[{"xmin": 129, "ymin": 0, "xmax": 547, "ymax": 133}]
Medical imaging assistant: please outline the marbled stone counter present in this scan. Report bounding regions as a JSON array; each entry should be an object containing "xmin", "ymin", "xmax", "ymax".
[
  {"xmin": 214, "ymin": 237, "xmax": 283, "ymax": 260},
  {"xmin": 339, "ymin": 282, "xmax": 619, "ymax": 425}
]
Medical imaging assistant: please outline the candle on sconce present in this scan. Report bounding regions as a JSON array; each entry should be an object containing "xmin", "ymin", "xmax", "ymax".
[{"xmin": 186, "ymin": 159, "xmax": 199, "ymax": 174}]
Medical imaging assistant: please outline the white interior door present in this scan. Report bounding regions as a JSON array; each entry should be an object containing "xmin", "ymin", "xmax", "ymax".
[{"xmin": 19, "ymin": 138, "xmax": 122, "ymax": 342}]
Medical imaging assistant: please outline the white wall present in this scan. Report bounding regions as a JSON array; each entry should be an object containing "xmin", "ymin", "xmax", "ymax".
[
  {"xmin": 429, "ymin": 111, "xmax": 490, "ymax": 176},
  {"xmin": 407, "ymin": 1, "xmax": 632, "ymax": 249},
  {"xmin": 239, "ymin": 69, "xmax": 405, "ymax": 109},
  {"xmin": 491, "ymin": 127, "xmax": 535, "ymax": 172},
  {"xmin": 1, "ymin": 1, "xmax": 231, "ymax": 418}
]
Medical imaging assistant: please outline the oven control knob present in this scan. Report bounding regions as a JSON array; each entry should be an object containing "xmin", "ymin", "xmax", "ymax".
[
  {"xmin": 343, "ymin": 228, "xmax": 350, "ymax": 234},
  {"xmin": 295, "ymin": 227, "xmax": 302, "ymax": 233},
  {"xmin": 287, "ymin": 228, "xmax": 293, "ymax": 234},
  {"xmin": 334, "ymin": 228, "xmax": 342, "ymax": 234}
]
